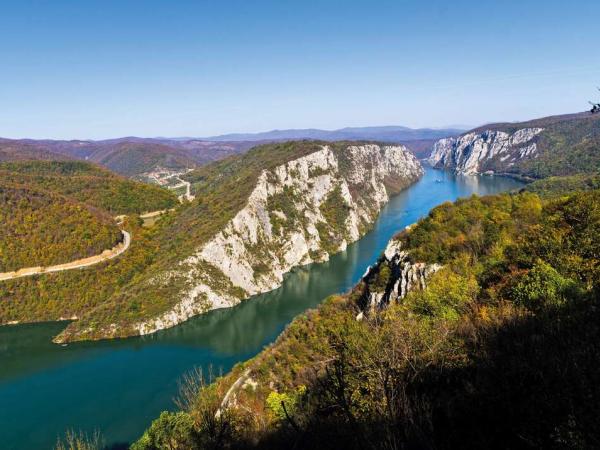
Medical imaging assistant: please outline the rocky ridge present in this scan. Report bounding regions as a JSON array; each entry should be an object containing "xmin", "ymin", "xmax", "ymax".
[
  {"xmin": 357, "ymin": 234, "xmax": 442, "ymax": 315},
  {"xmin": 135, "ymin": 144, "xmax": 423, "ymax": 335},
  {"xmin": 429, "ymin": 127, "xmax": 544, "ymax": 175}
]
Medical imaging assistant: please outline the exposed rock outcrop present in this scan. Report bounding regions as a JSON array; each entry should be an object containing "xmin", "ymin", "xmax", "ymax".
[
  {"xmin": 358, "ymin": 236, "xmax": 441, "ymax": 314},
  {"xmin": 135, "ymin": 144, "xmax": 423, "ymax": 335},
  {"xmin": 429, "ymin": 128, "xmax": 544, "ymax": 175}
]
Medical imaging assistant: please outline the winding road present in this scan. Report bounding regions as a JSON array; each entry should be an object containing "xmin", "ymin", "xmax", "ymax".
[
  {"xmin": 171, "ymin": 177, "xmax": 195, "ymax": 202},
  {"xmin": 0, "ymin": 230, "xmax": 131, "ymax": 282}
]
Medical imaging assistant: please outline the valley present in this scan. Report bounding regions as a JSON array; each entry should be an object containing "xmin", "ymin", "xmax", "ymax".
[
  {"xmin": 3, "ymin": 3, "xmax": 598, "ymax": 449},
  {"xmin": 0, "ymin": 141, "xmax": 423, "ymax": 343},
  {"xmin": 0, "ymin": 112, "xmax": 598, "ymax": 450},
  {"xmin": 0, "ymin": 167, "xmax": 524, "ymax": 450}
]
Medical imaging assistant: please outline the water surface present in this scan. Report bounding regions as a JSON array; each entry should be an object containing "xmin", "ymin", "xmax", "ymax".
[{"xmin": 0, "ymin": 168, "xmax": 524, "ymax": 449}]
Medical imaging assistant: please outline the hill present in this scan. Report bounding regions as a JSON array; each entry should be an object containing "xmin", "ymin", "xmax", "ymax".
[
  {"xmin": 0, "ymin": 160, "xmax": 178, "ymax": 215},
  {"xmin": 429, "ymin": 111, "xmax": 600, "ymax": 178},
  {"xmin": 0, "ymin": 183, "xmax": 121, "ymax": 272},
  {"xmin": 133, "ymin": 188, "xmax": 600, "ymax": 450},
  {"xmin": 87, "ymin": 141, "xmax": 198, "ymax": 176},
  {"xmin": 0, "ymin": 137, "xmax": 256, "ymax": 177},
  {"xmin": 0, "ymin": 141, "xmax": 423, "ymax": 342},
  {"xmin": 0, "ymin": 139, "xmax": 68, "ymax": 162},
  {"xmin": 0, "ymin": 125, "xmax": 460, "ymax": 177}
]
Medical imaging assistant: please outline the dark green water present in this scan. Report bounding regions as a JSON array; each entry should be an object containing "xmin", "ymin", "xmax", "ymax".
[{"xmin": 0, "ymin": 168, "xmax": 524, "ymax": 449}]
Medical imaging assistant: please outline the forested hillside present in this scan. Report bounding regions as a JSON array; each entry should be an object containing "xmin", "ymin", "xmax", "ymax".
[
  {"xmin": 0, "ymin": 160, "xmax": 178, "ymax": 214},
  {"xmin": 0, "ymin": 139, "xmax": 68, "ymax": 161},
  {"xmin": 430, "ymin": 112, "xmax": 600, "ymax": 178},
  {"xmin": 524, "ymin": 172, "xmax": 600, "ymax": 197},
  {"xmin": 133, "ymin": 188, "xmax": 600, "ymax": 450},
  {"xmin": 0, "ymin": 184, "xmax": 121, "ymax": 272},
  {"xmin": 0, "ymin": 141, "xmax": 422, "ymax": 343},
  {"xmin": 89, "ymin": 141, "xmax": 198, "ymax": 176},
  {"xmin": 0, "ymin": 160, "xmax": 178, "ymax": 320}
]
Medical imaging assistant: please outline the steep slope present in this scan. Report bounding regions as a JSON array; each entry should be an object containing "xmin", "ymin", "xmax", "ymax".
[
  {"xmin": 0, "ymin": 141, "xmax": 421, "ymax": 342},
  {"xmin": 429, "ymin": 111, "xmax": 600, "ymax": 178},
  {"xmin": 0, "ymin": 160, "xmax": 178, "ymax": 214},
  {"xmin": 125, "ymin": 142, "xmax": 423, "ymax": 337},
  {"xmin": 134, "ymin": 189, "xmax": 600, "ymax": 450},
  {"xmin": 0, "ymin": 183, "xmax": 121, "ymax": 272}
]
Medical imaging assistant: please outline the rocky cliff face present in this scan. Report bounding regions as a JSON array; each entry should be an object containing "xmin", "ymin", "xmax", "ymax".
[
  {"xmin": 356, "ymin": 235, "xmax": 441, "ymax": 316},
  {"xmin": 429, "ymin": 128, "xmax": 544, "ymax": 175},
  {"xmin": 136, "ymin": 144, "xmax": 423, "ymax": 335}
]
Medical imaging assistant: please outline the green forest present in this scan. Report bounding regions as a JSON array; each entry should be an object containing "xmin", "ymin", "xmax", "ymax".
[
  {"xmin": 0, "ymin": 160, "xmax": 178, "ymax": 215},
  {"xmin": 0, "ymin": 183, "xmax": 120, "ymax": 272},
  {"xmin": 0, "ymin": 159, "xmax": 180, "ymax": 325},
  {"xmin": 132, "ymin": 187, "xmax": 599, "ymax": 450},
  {"xmin": 481, "ymin": 113, "xmax": 600, "ymax": 179}
]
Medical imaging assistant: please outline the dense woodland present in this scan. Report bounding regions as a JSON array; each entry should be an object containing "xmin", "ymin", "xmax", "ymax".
[
  {"xmin": 0, "ymin": 159, "xmax": 179, "ymax": 324},
  {"xmin": 130, "ymin": 186, "xmax": 599, "ymax": 450},
  {"xmin": 524, "ymin": 172, "xmax": 600, "ymax": 196},
  {"xmin": 0, "ymin": 183, "xmax": 120, "ymax": 272},
  {"xmin": 0, "ymin": 160, "xmax": 178, "ymax": 215},
  {"xmin": 482, "ymin": 113, "xmax": 600, "ymax": 179}
]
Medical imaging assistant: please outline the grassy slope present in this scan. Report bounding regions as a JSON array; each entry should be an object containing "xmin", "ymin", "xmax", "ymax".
[
  {"xmin": 133, "ymin": 189, "xmax": 600, "ymax": 449},
  {"xmin": 0, "ymin": 183, "xmax": 121, "ymax": 272},
  {"xmin": 0, "ymin": 160, "xmax": 178, "ymax": 214}
]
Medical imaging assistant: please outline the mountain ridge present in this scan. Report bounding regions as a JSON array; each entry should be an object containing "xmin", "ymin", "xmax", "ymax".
[
  {"xmin": 197, "ymin": 125, "xmax": 464, "ymax": 142},
  {"xmin": 428, "ymin": 111, "xmax": 600, "ymax": 178}
]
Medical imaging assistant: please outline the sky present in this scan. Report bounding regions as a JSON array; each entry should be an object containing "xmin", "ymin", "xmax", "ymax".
[{"xmin": 1, "ymin": 0, "xmax": 599, "ymax": 139}]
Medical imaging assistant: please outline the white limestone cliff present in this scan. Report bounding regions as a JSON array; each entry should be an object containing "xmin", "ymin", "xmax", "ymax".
[
  {"xmin": 135, "ymin": 144, "xmax": 423, "ymax": 335},
  {"xmin": 429, "ymin": 128, "xmax": 544, "ymax": 175},
  {"xmin": 361, "ymin": 238, "xmax": 442, "ymax": 311}
]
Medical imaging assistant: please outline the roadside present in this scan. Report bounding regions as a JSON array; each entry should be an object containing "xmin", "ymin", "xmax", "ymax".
[{"xmin": 0, "ymin": 230, "xmax": 131, "ymax": 282}]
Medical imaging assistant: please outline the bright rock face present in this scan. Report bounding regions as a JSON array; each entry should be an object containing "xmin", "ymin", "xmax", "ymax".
[
  {"xmin": 135, "ymin": 144, "xmax": 423, "ymax": 335},
  {"xmin": 428, "ymin": 128, "xmax": 544, "ymax": 175},
  {"xmin": 359, "ymin": 237, "xmax": 441, "ymax": 312}
]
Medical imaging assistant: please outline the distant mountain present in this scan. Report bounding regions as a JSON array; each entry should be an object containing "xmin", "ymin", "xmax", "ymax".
[
  {"xmin": 0, "ymin": 138, "xmax": 256, "ymax": 176},
  {"xmin": 201, "ymin": 126, "xmax": 464, "ymax": 143},
  {"xmin": 0, "ymin": 139, "xmax": 69, "ymax": 162},
  {"xmin": 0, "ymin": 125, "xmax": 461, "ymax": 177},
  {"xmin": 400, "ymin": 139, "xmax": 440, "ymax": 159}
]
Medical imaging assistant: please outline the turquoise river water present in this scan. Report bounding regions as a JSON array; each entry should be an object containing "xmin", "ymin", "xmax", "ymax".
[{"xmin": 0, "ymin": 167, "xmax": 524, "ymax": 449}]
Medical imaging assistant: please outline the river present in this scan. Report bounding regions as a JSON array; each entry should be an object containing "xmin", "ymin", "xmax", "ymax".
[{"xmin": 0, "ymin": 167, "xmax": 524, "ymax": 449}]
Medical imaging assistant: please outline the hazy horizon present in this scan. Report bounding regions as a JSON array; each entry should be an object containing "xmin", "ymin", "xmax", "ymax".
[{"xmin": 1, "ymin": 0, "xmax": 599, "ymax": 140}]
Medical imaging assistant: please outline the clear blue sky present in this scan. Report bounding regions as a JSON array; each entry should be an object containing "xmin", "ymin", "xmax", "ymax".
[{"xmin": 1, "ymin": 0, "xmax": 599, "ymax": 139}]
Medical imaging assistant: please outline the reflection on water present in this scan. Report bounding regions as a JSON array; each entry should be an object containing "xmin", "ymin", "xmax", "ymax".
[{"xmin": 0, "ymin": 168, "xmax": 524, "ymax": 450}]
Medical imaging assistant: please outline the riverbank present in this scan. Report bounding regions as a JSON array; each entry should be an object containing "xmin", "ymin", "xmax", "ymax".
[{"xmin": 0, "ymin": 168, "xmax": 525, "ymax": 450}]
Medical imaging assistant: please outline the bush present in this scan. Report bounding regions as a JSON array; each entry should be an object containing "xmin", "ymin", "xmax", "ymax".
[
  {"xmin": 131, "ymin": 411, "xmax": 196, "ymax": 450},
  {"xmin": 510, "ymin": 261, "xmax": 574, "ymax": 312}
]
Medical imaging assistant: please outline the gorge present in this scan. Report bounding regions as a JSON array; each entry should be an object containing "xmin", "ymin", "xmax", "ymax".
[{"xmin": 0, "ymin": 167, "xmax": 524, "ymax": 450}]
